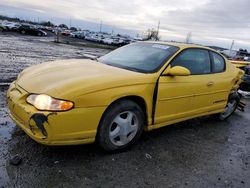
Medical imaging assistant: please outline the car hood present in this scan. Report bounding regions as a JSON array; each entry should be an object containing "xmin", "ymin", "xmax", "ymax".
[{"xmin": 17, "ymin": 59, "xmax": 154, "ymax": 99}]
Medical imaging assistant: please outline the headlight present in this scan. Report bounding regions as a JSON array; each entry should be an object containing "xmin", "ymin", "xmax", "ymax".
[{"xmin": 26, "ymin": 94, "xmax": 74, "ymax": 111}]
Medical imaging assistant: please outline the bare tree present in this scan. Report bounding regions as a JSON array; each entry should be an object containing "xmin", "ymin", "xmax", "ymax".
[
  {"xmin": 58, "ymin": 24, "xmax": 68, "ymax": 29},
  {"xmin": 145, "ymin": 28, "xmax": 160, "ymax": 41}
]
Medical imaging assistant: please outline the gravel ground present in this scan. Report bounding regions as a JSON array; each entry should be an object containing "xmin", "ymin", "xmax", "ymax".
[
  {"xmin": 0, "ymin": 32, "xmax": 109, "ymax": 84},
  {"xmin": 0, "ymin": 33, "xmax": 250, "ymax": 188}
]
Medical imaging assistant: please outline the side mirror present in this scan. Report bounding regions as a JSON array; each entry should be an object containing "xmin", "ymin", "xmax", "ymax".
[{"xmin": 163, "ymin": 66, "xmax": 191, "ymax": 76}]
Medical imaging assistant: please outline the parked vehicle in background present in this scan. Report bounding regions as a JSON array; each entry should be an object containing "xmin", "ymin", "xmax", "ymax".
[
  {"xmin": 0, "ymin": 25, "xmax": 7, "ymax": 32},
  {"xmin": 70, "ymin": 31, "xmax": 85, "ymax": 39},
  {"xmin": 35, "ymin": 25, "xmax": 46, "ymax": 30},
  {"xmin": 112, "ymin": 38, "xmax": 126, "ymax": 46},
  {"xmin": 0, "ymin": 19, "xmax": 137, "ymax": 46},
  {"xmin": 244, "ymin": 57, "xmax": 249, "ymax": 61},
  {"xmin": 18, "ymin": 24, "xmax": 47, "ymax": 36},
  {"xmin": 231, "ymin": 61, "xmax": 250, "ymax": 92},
  {"xmin": 85, "ymin": 34, "xmax": 102, "ymax": 43},
  {"xmin": 102, "ymin": 38, "xmax": 114, "ymax": 45},
  {"xmin": 52, "ymin": 27, "xmax": 63, "ymax": 34},
  {"xmin": 1, "ymin": 21, "xmax": 21, "ymax": 31},
  {"xmin": 61, "ymin": 30, "xmax": 71, "ymax": 36},
  {"xmin": 10, "ymin": 23, "xmax": 21, "ymax": 31}
]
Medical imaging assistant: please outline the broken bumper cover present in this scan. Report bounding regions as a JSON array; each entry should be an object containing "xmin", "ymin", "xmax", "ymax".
[{"xmin": 7, "ymin": 82, "xmax": 106, "ymax": 145}]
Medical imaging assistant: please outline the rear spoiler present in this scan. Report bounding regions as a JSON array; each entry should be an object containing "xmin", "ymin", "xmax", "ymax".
[{"xmin": 230, "ymin": 60, "xmax": 250, "ymax": 68}]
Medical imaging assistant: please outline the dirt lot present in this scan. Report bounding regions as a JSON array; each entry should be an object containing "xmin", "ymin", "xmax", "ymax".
[{"xmin": 0, "ymin": 33, "xmax": 250, "ymax": 188}]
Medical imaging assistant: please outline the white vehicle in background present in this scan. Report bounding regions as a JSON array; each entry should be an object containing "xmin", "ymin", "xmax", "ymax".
[
  {"xmin": 112, "ymin": 37, "xmax": 126, "ymax": 46},
  {"xmin": 84, "ymin": 35, "xmax": 92, "ymax": 41},
  {"xmin": 133, "ymin": 36, "xmax": 144, "ymax": 41},
  {"xmin": 102, "ymin": 38, "xmax": 114, "ymax": 45},
  {"xmin": 244, "ymin": 57, "xmax": 249, "ymax": 61},
  {"xmin": 85, "ymin": 34, "xmax": 102, "ymax": 42},
  {"xmin": 70, "ymin": 31, "xmax": 85, "ymax": 39},
  {"xmin": 52, "ymin": 27, "xmax": 63, "ymax": 34},
  {"xmin": 1, "ymin": 21, "xmax": 21, "ymax": 31}
]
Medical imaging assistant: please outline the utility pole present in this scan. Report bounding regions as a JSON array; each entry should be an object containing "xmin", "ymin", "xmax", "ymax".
[
  {"xmin": 186, "ymin": 32, "xmax": 192, "ymax": 44},
  {"xmin": 156, "ymin": 20, "xmax": 160, "ymax": 41},
  {"xmin": 99, "ymin": 20, "xmax": 103, "ymax": 33},
  {"xmin": 69, "ymin": 18, "xmax": 72, "ymax": 28},
  {"xmin": 229, "ymin": 40, "xmax": 235, "ymax": 57}
]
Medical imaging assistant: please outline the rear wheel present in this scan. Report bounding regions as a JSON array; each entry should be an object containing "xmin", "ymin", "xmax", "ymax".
[
  {"xmin": 97, "ymin": 100, "xmax": 145, "ymax": 152},
  {"xmin": 218, "ymin": 93, "xmax": 240, "ymax": 120}
]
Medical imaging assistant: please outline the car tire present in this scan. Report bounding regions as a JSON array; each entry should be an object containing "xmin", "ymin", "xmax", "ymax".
[
  {"xmin": 97, "ymin": 99, "xmax": 145, "ymax": 152},
  {"xmin": 217, "ymin": 92, "xmax": 240, "ymax": 121},
  {"xmin": 38, "ymin": 32, "xmax": 42, "ymax": 36},
  {"xmin": 21, "ymin": 30, "xmax": 25, "ymax": 34}
]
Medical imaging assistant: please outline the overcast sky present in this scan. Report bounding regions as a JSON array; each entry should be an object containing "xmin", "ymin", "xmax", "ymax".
[{"xmin": 0, "ymin": 0, "xmax": 250, "ymax": 50}]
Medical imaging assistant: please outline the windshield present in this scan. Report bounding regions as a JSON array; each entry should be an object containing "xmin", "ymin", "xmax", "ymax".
[{"xmin": 99, "ymin": 43, "xmax": 179, "ymax": 73}]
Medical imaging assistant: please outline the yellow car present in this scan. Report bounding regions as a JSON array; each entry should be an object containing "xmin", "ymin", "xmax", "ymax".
[{"xmin": 7, "ymin": 42, "xmax": 244, "ymax": 152}]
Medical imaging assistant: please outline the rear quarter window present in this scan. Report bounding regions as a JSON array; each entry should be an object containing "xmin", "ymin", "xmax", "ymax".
[{"xmin": 211, "ymin": 52, "xmax": 225, "ymax": 73}]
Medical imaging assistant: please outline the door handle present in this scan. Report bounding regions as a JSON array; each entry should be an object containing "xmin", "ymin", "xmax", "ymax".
[{"xmin": 207, "ymin": 81, "xmax": 214, "ymax": 87}]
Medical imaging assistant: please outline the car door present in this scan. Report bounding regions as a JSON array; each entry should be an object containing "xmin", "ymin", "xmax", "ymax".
[
  {"xmin": 154, "ymin": 48, "xmax": 214, "ymax": 124},
  {"xmin": 206, "ymin": 51, "xmax": 230, "ymax": 110}
]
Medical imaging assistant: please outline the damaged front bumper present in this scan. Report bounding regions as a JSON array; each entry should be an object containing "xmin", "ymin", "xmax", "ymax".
[{"xmin": 7, "ymin": 82, "xmax": 105, "ymax": 145}]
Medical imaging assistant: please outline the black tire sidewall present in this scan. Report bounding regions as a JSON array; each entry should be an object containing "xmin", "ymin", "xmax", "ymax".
[{"xmin": 97, "ymin": 100, "xmax": 145, "ymax": 152}]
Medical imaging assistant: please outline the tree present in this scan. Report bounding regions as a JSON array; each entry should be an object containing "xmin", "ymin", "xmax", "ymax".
[
  {"xmin": 40, "ymin": 21, "xmax": 55, "ymax": 27},
  {"xmin": 58, "ymin": 24, "xmax": 68, "ymax": 29},
  {"xmin": 70, "ymin": 27, "xmax": 77, "ymax": 31},
  {"xmin": 144, "ymin": 28, "xmax": 160, "ymax": 41},
  {"xmin": 239, "ymin": 49, "xmax": 248, "ymax": 53}
]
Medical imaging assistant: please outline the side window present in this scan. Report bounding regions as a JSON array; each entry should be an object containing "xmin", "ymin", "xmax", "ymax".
[
  {"xmin": 171, "ymin": 49, "xmax": 211, "ymax": 75},
  {"xmin": 211, "ymin": 52, "xmax": 225, "ymax": 73}
]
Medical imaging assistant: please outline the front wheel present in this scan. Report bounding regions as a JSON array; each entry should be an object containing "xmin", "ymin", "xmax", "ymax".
[
  {"xmin": 218, "ymin": 93, "xmax": 240, "ymax": 120},
  {"xmin": 97, "ymin": 100, "xmax": 145, "ymax": 152}
]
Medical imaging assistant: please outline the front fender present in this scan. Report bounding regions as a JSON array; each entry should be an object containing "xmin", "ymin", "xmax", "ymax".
[{"xmin": 74, "ymin": 83, "xmax": 155, "ymax": 124}]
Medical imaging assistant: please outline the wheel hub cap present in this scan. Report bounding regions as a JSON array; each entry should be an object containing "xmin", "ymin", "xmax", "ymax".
[{"xmin": 109, "ymin": 111, "xmax": 138, "ymax": 146}]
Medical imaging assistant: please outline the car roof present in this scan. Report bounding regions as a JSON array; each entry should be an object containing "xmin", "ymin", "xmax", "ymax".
[{"xmin": 143, "ymin": 41, "xmax": 214, "ymax": 51}]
